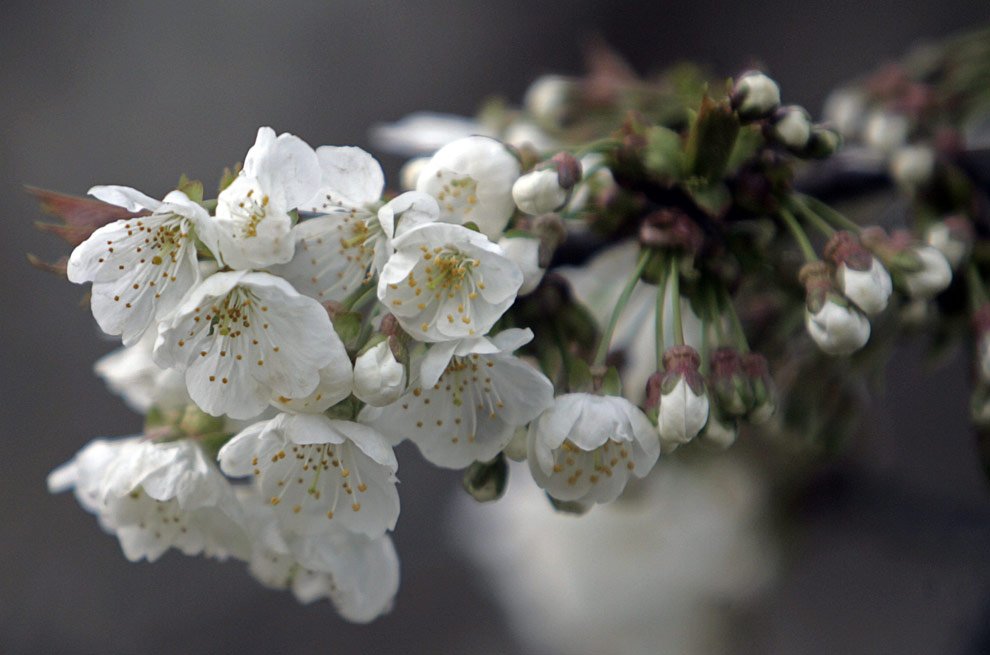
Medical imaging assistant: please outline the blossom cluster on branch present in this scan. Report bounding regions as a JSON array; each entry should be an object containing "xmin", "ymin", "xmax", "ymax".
[{"xmin": 33, "ymin": 28, "xmax": 990, "ymax": 620}]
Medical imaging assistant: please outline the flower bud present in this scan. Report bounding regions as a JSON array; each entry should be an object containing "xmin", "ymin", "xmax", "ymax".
[
  {"xmin": 461, "ymin": 455, "xmax": 509, "ymax": 502},
  {"xmin": 823, "ymin": 88, "xmax": 866, "ymax": 139},
  {"xmin": 743, "ymin": 353, "xmax": 776, "ymax": 424},
  {"xmin": 731, "ymin": 71, "xmax": 781, "ymax": 121},
  {"xmin": 902, "ymin": 245, "xmax": 952, "ymax": 299},
  {"xmin": 708, "ymin": 348, "xmax": 752, "ymax": 417},
  {"xmin": 925, "ymin": 215, "xmax": 973, "ymax": 269},
  {"xmin": 801, "ymin": 262, "xmax": 870, "ymax": 355},
  {"xmin": 770, "ymin": 105, "xmax": 812, "ymax": 151},
  {"xmin": 890, "ymin": 145, "xmax": 936, "ymax": 193},
  {"xmin": 698, "ymin": 413, "xmax": 739, "ymax": 450},
  {"xmin": 825, "ymin": 231, "xmax": 892, "ymax": 316},
  {"xmin": 353, "ymin": 338, "xmax": 407, "ymax": 406},
  {"xmin": 512, "ymin": 153, "xmax": 582, "ymax": 216},
  {"xmin": 400, "ymin": 156, "xmax": 430, "ymax": 191},
  {"xmin": 864, "ymin": 110, "xmax": 908, "ymax": 153},
  {"xmin": 646, "ymin": 346, "xmax": 710, "ymax": 449},
  {"xmin": 523, "ymin": 75, "xmax": 576, "ymax": 125},
  {"xmin": 803, "ymin": 125, "xmax": 842, "ymax": 159},
  {"xmin": 638, "ymin": 208, "xmax": 704, "ymax": 255}
]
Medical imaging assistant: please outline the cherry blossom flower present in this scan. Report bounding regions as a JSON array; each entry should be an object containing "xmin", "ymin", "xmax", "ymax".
[
  {"xmin": 362, "ymin": 328, "xmax": 554, "ymax": 469},
  {"xmin": 154, "ymin": 271, "xmax": 344, "ymax": 419},
  {"xmin": 94, "ymin": 330, "xmax": 189, "ymax": 414},
  {"xmin": 416, "ymin": 136, "xmax": 521, "ymax": 239},
  {"xmin": 205, "ymin": 127, "xmax": 321, "ymax": 270},
  {"xmin": 377, "ymin": 222, "xmax": 523, "ymax": 342},
  {"xmin": 218, "ymin": 412, "xmax": 399, "ymax": 539},
  {"xmin": 48, "ymin": 438, "xmax": 250, "ymax": 562},
  {"xmin": 67, "ymin": 186, "xmax": 208, "ymax": 346},
  {"xmin": 527, "ymin": 393, "xmax": 660, "ymax": 504},
  {"xmin": 352, "ymin": 339, "xmax": 407, "ymax": 407}
]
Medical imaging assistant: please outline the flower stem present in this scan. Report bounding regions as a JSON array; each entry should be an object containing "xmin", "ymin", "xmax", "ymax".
[
  {"xmin": 789, "ymin": 195, "xmax": 835, "ymax": 237},
  {"xmin": 670, "ymin": 257, "xmax": 685, "ymax": 346},
  {"xmin": 796, "ymin": 193, "xmax": 862, "ymax": 234},
  {"xmin": 720, "ymin": 285, "xmax": 751, "ymax": 353},
  {"xmin": 574, "ymin": 137, "xmax": 621, "ymax": 158},
  {"xmin": 778, "ymin": 207, "xmax": 819, "ymax": 263},
  {"xmin": 655, "ymin": 253, "xmax": 669, "ymax": 370},
  {"xmin": 594, "ymin": 249, "xmax": 651, "ymax": 367},
  {"xmin": 342, "ymin": 282, "xmax": 377, "ymax": 311}
]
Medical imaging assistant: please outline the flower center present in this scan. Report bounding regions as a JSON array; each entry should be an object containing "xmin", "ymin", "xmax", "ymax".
[
  {"xmin": 434, "ymin": 171, "xmax": 479, "ymax": 216},
  {"xmin": 229, "ymin": 187, "xmax": 270, "ymax": 238},
  {"xmin": 256, "ymin": 442, "xmax": 368, "ymax": 519}
]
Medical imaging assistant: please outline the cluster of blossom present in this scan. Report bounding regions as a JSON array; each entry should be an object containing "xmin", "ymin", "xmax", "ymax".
[{"xmin": 36, "ymin": 29, "xmax": 990, "ymax": 619}]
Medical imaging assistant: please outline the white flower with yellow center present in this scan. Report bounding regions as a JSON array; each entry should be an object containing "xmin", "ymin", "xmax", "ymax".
[
  {"xmin": 362, "ymin": 328, "xmax": 554, "ymax": 469},
  {"xmin": 48, "ymin": 438, "xmax": 250, "ymax": 563},
  {"xmin": 527, "ymin": 393, "xmax": 661, "ymax": 505},
  {"xmin": 240, "ymin": 491, "xmax": 399, "ymax": 622},
  {"xmin": 273, "ymin": 179, "xmax": 438, "ymax": 304},
  {"xmin": 416, "ymin": 135, "xmax": 520, "ymax": 239},
  {"xmin": 67, "ymin": 186, "xmax": 208, "ymax": 346},
  {"xmin": 95, "ymin": 330, "xmax": 190, "ymax": 414},
  {"xmin": 378, "ymin": 222, "xmax": 522, "ymax": 342},
  {"xmin": 218, "ymin": 412, "xmax": 399, "ymax": 539},
  {"xmin": 154, "ymin": 271, "xmax": 344, "ymax": 419},
  {"xmin": 205, "ymin": 127, "xmax": 321, "ymax": 270}
]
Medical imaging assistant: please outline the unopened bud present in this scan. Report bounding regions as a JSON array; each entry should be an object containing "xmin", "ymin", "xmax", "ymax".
[
  {"xmin": 497, "ymin": 235, "xmax": 545, "ymax": 296},
  {"xmin": 698, "ymin": 413, "xmax": 739, "ymax": 450},
  {"xmin": 902, "ymin": 245, "xmax": 952, "ymax": 300},
  {"xmin": 353, "ymin": 338, "xmax": 407, "ymax": 407},
  {"xmin": 890, "ymin": 145, "xmax": 936, "ymax": 193},
  {"xmin": 523, "ymin": 75, "xmax": 576, "ymax": 125},
  {"xmin": 743, "ymin": 353, "xmax": 776, "ymax": 423},
  {"xmin": 925, "ymin": 215, "xmax": 973, "ymax": 269},
  {"xmin": 462, "ymin": 455, "xmax": 509, "ymax": 502},
  {"xmin": 709, "ymin": 348, "xmax": 753, "ymax": 416},
  {"xmin": 512, "ymin": 167, "xmax": 570, "ymax": 215},
  {"xmin": 802, "ymin": 125, "xmax": 842, "ymax": 159},
  {"xmin": 825, "ymin": 231, "xmax": 892, "ymax": 316},
  {"xmin": 731, "ymin": 71, "xmax": 781, "ymax": 121},
  {"xmin": 770, "ymin": 105, "xmax": 812, "ymax": 151},
  {"xmin": 864, "ymin": 110, "xmax": 908, "ymax": 153},
  {"xmin": 638, "ymin": 208, "xmax": 704, "ymax": 254},
  {"xmin": 648, "ymin": 346, "xmax": 710, "ymax": 448}
]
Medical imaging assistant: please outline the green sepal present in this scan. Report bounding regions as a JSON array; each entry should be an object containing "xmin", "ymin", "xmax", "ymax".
[
  {"xmin": 686, "ymin": 181, "xmax": 732, "ymax": 218},
  {"xmin": 725, "ymin": 124, "xmax": 764, "ymax": 173},
  {"xmin": 462, "ymin": 221, "xmax": 482, "ymax": 233},
  {"xmin": 601, "ymin": 366, "xmax": 623, "ymax": 397},
  {"xmin": 331, "ymin": 311, "xmax": 364, "ymax": 353},
  {"xmin": 218, "ymin": 163, "xmax": 242, "ymax": 193},
  {"xmin": 567, "ymin": 358, "xmax": 594, "ymax": 394},
  {"xmin": 177, "ymin": 174, "xmax": 204, "ymax": 203},
  {"xmin": 643, "ymin": 125, "xmax": 684, "ymax": 182},
  {"xmin": 546, "ymin": 493, "xmax": 590, "ymax": 515},
  {"xmin": 461, "ymin": 454, "xmax": 509, "ymax": 503},
  {"xmin": 685, "ymin": 95, "xmax": 740, "ymax": 182},
  {"xmin": 325, "ymin": 395, "xmax": 361, "ymax": 421},
  {"xmin": 179, "ymin": 405, "xmax": 225, "ymax": 437}
]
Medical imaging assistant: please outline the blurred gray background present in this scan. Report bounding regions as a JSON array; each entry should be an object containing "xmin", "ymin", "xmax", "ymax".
[{"xmin": 3, "ymin": 1, "xmax": 990, "ymax": 653}]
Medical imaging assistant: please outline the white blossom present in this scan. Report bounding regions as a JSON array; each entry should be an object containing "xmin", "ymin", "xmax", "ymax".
[
  {"xmin": 528, "ymin": 393, "xmax": 660, "ymax": 504},
  {"xmin": 49, "ymin": 438, "xmax": 250, "ymax": 562},
  {"xmin": 272, "ymin": 189, "xmax": 438, "ymax": 304},
  {"xmin": 416, "ymin": 136, "xmax": 521, "ymax": 239},
  {"xmin": 353, "ymin": 340, "xmax": 406, "ymax": 407},
  {"xmin": 378, "ymin": 222, "xmax": 523, "ymax": 342},
  {"xmin": 369, "ymin": 112, "xmax": 493, "ymax": 157},
  {"xmin": 903, "ymin": 245, "xmax": 952, "ymax": 299},
  {"xmin": 657, "ymin": 379, "xmax": 710, "ymax": 449},
  {"xmin": 218, "ymin": 412, "xmax": 399, "ymax": 539},
  {"xmin": 363, "ymin": 328, "xmax": 554, "ymax": 469},
  {"xmin": 863, "ymin": 110, "xmax": 909, "ymax": 153},
  {"xmin": 805, "ymin": 298, "xmax": 871, "ymax": 355},
  {"xmin": 154, "ymin": 271, "xmax": 343, "ymax": 419},
  {"xmin": 890, "ymin": 145, "xmax": 936, "ymax": 192},
  {"xmin": 838, "ymin": 257, "xmax": 892, "ymax": 316},
  {"xmin": 497, "ymin": 235, "xmax": 544, "ymax": 295},
  {"xmin": 772, "ymin": 105, "xmax": 812, "ymax": 150},
  {"xmin": 67, "ymin": 186, "xmax": 208, "ymax": 346},
  {"xmin": 94, "ymin": 330, "xmax": 189, "ymax": 413},
  {"xmin": 823, "ymin": 88, "xmax": 866, "ymax": 139},
  {"xmin": 925, "ymin": 220, "xmax": 971, "ymax": 269},
  {"xmin": 205, "ymin": 127, "xmax": 322, "ymax": 270},
  {"xmin": 523, "ymin": 75, "xmax": 575, "ymax": 125}
]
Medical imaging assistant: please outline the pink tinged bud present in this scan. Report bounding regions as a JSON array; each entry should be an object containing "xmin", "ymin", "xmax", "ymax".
[
  {"xmin": 826, "ymin": 232, "xmax": 892, "ymax": 316},
  {"xmin": 512, "ymin": 169, "xmax": 569, "ymax": 215},
  {"xmin": 743, "ymin": 353, "xmax": 776, "ymax": 424},
  {"xmin": 709, "ymin": 348, "xmax": 753, "ymax": 417},
  {"xmin": 655, "ymin": 346, "xmax": 710, "ymax": 446}
]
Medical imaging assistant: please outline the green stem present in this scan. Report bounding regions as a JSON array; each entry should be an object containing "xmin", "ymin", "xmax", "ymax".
[
  {"xmin": 705, "ymin": 283, "xmax": 726, "ymax": 345},
  {"xmin": 342, "ymin": 282, "xmax": 377, "ymax": 311},
  {"xmin": 594, "ymin": 249, "xmax": 652, "ymax": 366},
  {"xmin": 720, "ymin": 286, "xmax": 751, "ymax": 353},
  {"xmin": 789, "ymin": 196, "xmax": 836, "ymax": 237},
  {"xmin": 655, "ymin": 254, "xmax": 669, "ymax": 370},
  {"xmin": 574, "ymin": 137, "xmax": 621, "ymax": 158},
  {"xmin": 796, "ymin": 193, "xmax": 862, "ymax": 234},
  {"xmin": 779, "ymin": 207, "xmax": 819, "ymax": 263},
  {"xmin": 670, "ymin": 258, "xmax": 685, "ymax": 346}
]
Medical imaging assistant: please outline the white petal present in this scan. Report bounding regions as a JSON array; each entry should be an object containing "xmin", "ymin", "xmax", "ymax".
[
  {"xmin": 309, "ymin": 145, "xmax": 384, "ymax": 209},
  {"xmin": 88, "ymin": 185, "xmax": 162, "ymax": 212}
]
